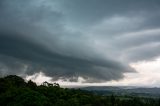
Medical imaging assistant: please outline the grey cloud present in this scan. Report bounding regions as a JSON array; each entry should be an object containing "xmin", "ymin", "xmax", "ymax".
[
  {"xmin": 113, "ymin": 29, "xmax": 160, "ymax": 49},
  {"xmin": 57, "ymin": 0, "xmax": 160, "ymax": 27},
  {"xmin": 122, "ymin": 42, "xmax": 160, "ymax": 62},
  {"xmin": 0, "ymin": 31, "xmax": 133, "ymax": 82}
]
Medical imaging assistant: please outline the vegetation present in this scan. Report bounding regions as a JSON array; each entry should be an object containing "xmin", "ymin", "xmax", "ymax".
[{"xmin": 0, "ymin": 75, "xmax": 160, "ymax": 106}]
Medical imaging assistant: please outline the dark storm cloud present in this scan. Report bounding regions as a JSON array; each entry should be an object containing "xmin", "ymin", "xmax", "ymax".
[
  {"xmin": 58, "ymin": 0, "xmax": 160, "ymax": 27},
  {"xmin": 0, "ymin": 31, "xmax": 132, "ymax": 82},
  {"xmin": 0, "ymin": 0, "xmax": 160, "ymax": 82}
]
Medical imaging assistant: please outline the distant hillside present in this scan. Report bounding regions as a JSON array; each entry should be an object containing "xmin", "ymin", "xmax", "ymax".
[{"xmin": 82, "ymin": 86, "xmax": 160, "ymax": 97}]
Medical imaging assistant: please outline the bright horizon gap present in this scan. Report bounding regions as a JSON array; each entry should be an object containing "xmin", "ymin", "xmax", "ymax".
[{"xmin": 25, "ymin": 57, "xmax": 160, "ymax": 87}]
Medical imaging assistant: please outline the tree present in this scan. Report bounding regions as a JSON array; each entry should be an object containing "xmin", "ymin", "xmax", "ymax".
[{"xmin": 27, "ymin": 80, "xmax": 37, "ymax": 89}]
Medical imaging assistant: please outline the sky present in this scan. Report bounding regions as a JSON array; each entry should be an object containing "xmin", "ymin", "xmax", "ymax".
[{"xmin": 0, "ymin": 0, "xmax": 160, "ymax": 86}]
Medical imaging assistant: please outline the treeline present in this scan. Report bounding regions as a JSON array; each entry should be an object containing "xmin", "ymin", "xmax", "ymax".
[{"xmin": 0, "ymin": 75, "xmax": 160, "ymax": 106}]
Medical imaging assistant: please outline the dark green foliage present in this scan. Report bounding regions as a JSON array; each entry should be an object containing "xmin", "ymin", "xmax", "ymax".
[
  {"xmin": 27, "ymin": 80, "xmax": 37, "ymax": 90},
  {"xmin": 0, "ymin": 75, "xmax": 159, "ymax": 106}
]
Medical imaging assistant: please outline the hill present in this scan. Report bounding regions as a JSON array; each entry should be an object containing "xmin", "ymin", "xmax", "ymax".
[{"xmin": 82, "ymin": 86, "xmax": 160, "ymax": 98}]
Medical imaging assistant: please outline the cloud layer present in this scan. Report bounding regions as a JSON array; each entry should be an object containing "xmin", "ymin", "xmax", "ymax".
[{"xmin": 0, "ymin": 0, "xmax": 160, "ymax": 82}]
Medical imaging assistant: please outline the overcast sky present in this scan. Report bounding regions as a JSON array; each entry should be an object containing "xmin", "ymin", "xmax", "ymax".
[{"xmin": 0, "ymin": 0, "xmax": 160, "ymax": 86}]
